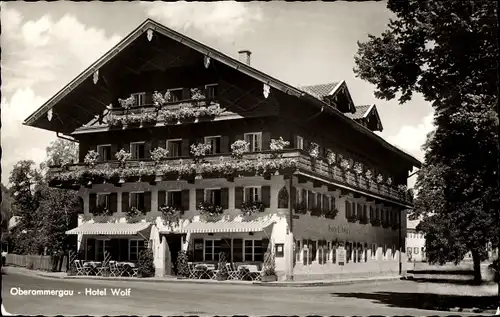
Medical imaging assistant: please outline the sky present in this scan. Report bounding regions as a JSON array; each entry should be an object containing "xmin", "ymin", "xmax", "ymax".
[{"xmin": 1, "ymin": 1, "xmax": 434, "ymax": 187}]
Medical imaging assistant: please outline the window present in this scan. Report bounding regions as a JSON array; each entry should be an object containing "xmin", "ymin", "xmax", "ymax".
[
  {"xmin": 244, "ymin": 240, "xmax": 263, "ymax": 261},
  {"xmin": 278, "ymin": 187, "xmax": 289, "ymax": 208},
  {"xmin": 131, "ymin": 92, "xmax": 146, "ymax": 107},
  {"xmin": 296, "ymin": 136, "xmax": 304, "ymax": 150},
  {"xmin": 204, "ymin": 239, "xmax": 221, "ymax": 261},
  {"xmin": 97, "ymin": 145, "xmax": 112, "ymax": 162},
  {"xmin": 96, "ymin": 239, "xmax": 111, "ymax": 261},
  {"xmin": 244, "ymin": 187, "xmax": 261, "ymax": 203},
  {"xmin": 129, "ymin": 240, "xmax": 145, "ymax": 261},
  {"xmin": 167, "ymin": 139, "xmax": 182, "ymax": 157},
  {"xmin": 244, "ymin": 132, "xmax": 262, "ymax": 152},
  {"xmin": 414, "ymin": 247, "xmax": 419, "ymax": 254},
  {"xmin": 130, "ymin": 142, "xmax": 145, "ymax": 159},
  {"xmin": 130, "ymin": 192, "xmax": 145, "ymax": 211},
  {"xmin": 205, "ymin": 84, "xmax": 218, "ymax": 99},
  {"xmin": 205, "ymin": 188, "xmax": 222, "ymax": 206},
  {"xmin": 97, "ymin": 193, "xmax": 110, "ymax": 210},
  {"xmin": 167, "ymin": 191, "xmax": 182, "ymax": 207},
  {"xmin": 205, "ymin": 136, "xmax": 221, "ymax": 155},
  {"xmin": 169, "ymin": 88, "xmax": 183, "ymax": 102}
]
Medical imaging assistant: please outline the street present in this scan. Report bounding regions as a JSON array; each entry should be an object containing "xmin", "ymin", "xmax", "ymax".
[{"xmin": 1, "ymin": 269, "xmax": 496, "ymax": 316}]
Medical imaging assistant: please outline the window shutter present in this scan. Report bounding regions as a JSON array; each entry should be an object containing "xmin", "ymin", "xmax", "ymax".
[
  {"xmin": 262, "ymin": 238, "xmax": 270, "ymax": 254},
  {"xmin": 145, "ymin": 92, "xmax": 153, "ymax": 105},
  {"xmin": 111, "ymin": 144, "xmax": 118, "ymax": 160},
  {"xmin": 181, "ymin": 189, "xmax": 190, "ymax": 212},
  {"xmin": 193, "ymin": 239, "xmax": 203, "ymax": 262},
  {"xmin": 261, "ymin": 186, "xmax": 271, "ymax": 208},
  {"xmin": 122, "ymin": 192, "xmax": 129, "ymax": 213},
  {"xmin": 144, "ymin": 191, "xmax": 152, "ymax": 213},
  {"xmin": 182, "ymin": 88, "xmax": 190, "ymax": 100},
  {"xmin": 323, "ymin": 195, "xmax": 329, "ymax": 211},
  {"xmin": 144, "ymin": 141, "xmax": 152, "ymax": 159},
  {"xmin": 196, "ymin": 189, "xmax": 204, "ymax": 207},
  {"xmin": 79, "ymin": 143, "xmax": 90, "ymax": 163},
  {"xmin": 110, "ymin": 193, "xmax": 118, "ymax": 214},
  {"xmin": 316, "ymin": 193, "xmax": 322, "ymax": 208},
  {"xmin": 221, "ymin": 136, "xmax": 230, "ymax": 153},
  {"xmin": 307, "ymin": 191, "xmax": 314, "ymax": 211},
  {"xmin": 89, "ymin": 193, "xmax": 97, "ymax": 214},
  {"xmin": 221, "ymin": 188, "xmax": 229, "ymax": 210},
  {"xmin": 363, "ymin": 205, "xmax": 367, "ymax": 219},
  {"xmin": 158, "ymin": 190, "xmax": 166, "ymax": 208},
  {"xmin": 345, "ymin": 201, "xmax": 350, "ymax": 217},
  {"xmin": 234, "ymin": 187, "xmax": 243, "ymax": 209},
  {"xmin": 181, "ymin": 139, "xmax": 190, "ymax": 157},
  {"xmin": 262, "ymin": 132, "xmax": 271, "ymax": 151},
  {"xmin": 293, "ymin": 135, "xmax": 298, "ymax": 148}
]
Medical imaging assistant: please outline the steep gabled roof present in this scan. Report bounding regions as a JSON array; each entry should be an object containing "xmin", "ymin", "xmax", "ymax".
[
  {"xmin": 297, "ymin": 82, "xmax": 340, "ymax": 100},
  {"xmin": 23, "ymin": 18, "xmax": 421, "ymax": 168},
  {"xmin": 345, "ymin": 105, "xmax": 372, "ymax": 120}
]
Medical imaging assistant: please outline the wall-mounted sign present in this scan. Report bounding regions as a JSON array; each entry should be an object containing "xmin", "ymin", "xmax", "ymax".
[
  {"xmin": 275, "ymin": 244, "xmax": 284, "ymax": 258},
  {"xmin": 328, "ymin": 225, "xmax": 350, "ymax": 235},
  {"xmin": 337, "ymin": 246, "xmax": 346, "ymax": 266}
]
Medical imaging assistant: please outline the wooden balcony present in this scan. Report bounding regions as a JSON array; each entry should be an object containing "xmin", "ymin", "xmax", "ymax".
[{"xmin": 48, "ymin": 150, "xmax": 413, "ymax": 207}]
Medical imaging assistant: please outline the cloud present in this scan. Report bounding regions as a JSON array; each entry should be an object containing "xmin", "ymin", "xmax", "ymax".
[
  {"xmin": 1, "ymin": 88, "xmax": 56, "ymax": 185},
  {"xmin": 1, "ymin": 6, "xmax": 122, "ymax": 95},
  {"xmin": 142, "ymin": 1, "xmax": 262, "ymax": 39}
]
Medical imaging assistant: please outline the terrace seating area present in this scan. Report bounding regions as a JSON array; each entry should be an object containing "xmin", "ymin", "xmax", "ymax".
[
  {"xmin": 187, "ymin": 262, "xmax": 262, "ymax": 281},
  {"xmin": 72, "ymin": 252, "xmax": 139, "ymax": 277}
]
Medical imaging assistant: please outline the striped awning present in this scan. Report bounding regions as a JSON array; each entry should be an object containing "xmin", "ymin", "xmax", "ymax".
[
  {"xmin": 178, "ymin": 219, "xmax": 275, "ymax": 234},
  {"xmin": 65, "ymin": 222, "xmax": 152, "ymax": 235}
]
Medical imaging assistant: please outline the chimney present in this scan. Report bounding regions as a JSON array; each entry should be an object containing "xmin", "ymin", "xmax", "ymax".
[{"xmin": 238, "ymin": 50, "xmax": 252, "ymax": 66}]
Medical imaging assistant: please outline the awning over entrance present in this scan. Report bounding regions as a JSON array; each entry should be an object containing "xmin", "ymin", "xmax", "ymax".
[
  {"xmin": 178, "ymin": 219, "xmax": 275, "ymax": 234},
  {"xmin": 66, "ymin": 222, "xmax": 152, "ymax": 235}
]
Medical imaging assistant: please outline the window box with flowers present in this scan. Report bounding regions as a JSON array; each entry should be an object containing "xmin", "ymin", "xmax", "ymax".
[
  {"xmin": 324, "ymin": 207, "xmax": 339, "ymax": 219},
  {"xmin": 241, "ymin": 201, "xmax": 265, "ymax": 216},
  {"xmin": 92, "ymin": 205, "xmax": 113, "ymax": 223},
  {"xmin": 356, "ymin": 213, "xmax": 368, "ymax": 224},
  {"xmin": 346, "ymin": 214, "xmax": 357, "ymax": 223},
  {"xmin": 160, "ymin": 205, "xmax": 183, "ymax": 228},
  {"xmin": 370, "ymin": 218, "xmax": 381, "ymax": 226},
  {"xmin": 310, "ymin": 206, "xmax": 323, "ymax": 217},
  {"xmin": 376, "ymin": 174, "xmax": 384, "ymax": 186},
  {"xmin": 270, "ymin": 137, "xmax": 289, "ymax": 158},
  {"xmin": 293, "ymin": 201, "xmax": 307, "ymax": 215},
  {"xmin": 126, "ymin": 206, "xmax": 145, "ymax": 223},
  {"xmin": 191, "ymin": 143, "xmax": 212, "ymax": 163},
  {"xmin": 198, "ymin": 201, "xmax": 223, "ymax": 222}
]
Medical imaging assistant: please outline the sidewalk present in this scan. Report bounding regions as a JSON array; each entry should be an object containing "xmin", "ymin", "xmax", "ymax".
[{"xmin": 4, "ymin": 266, "xmax": 401, "ymax": 287}]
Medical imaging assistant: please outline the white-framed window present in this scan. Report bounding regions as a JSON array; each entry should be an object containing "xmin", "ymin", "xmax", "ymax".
[
  {"xmin": 205, "ymin": 188, "xmax": 222, "ymax": 206},
  {"xmin": 129, "ymin": 239, "xmax": 145, "ymax": 261},
  {"xmin": 297, "ymin": 136, "xmax": 304, "ymax": 150},
  {"xmin": 131, "ymin": 92, "xmax": 146, "ymax": 107},
  {"xmin": 204, "ymin": 239, "xmax": 221, "ymax": 261},
  {"xmin": 130, "ymin": 192, "xmax": 145, "ymax": 211},
  {"xmin": 167, "ymin": 139, "xmax": 182, "ymax": 157},
  {"xmin": 97, "ymin": 145, "xmax": 112, "ymax": 162},
  {"xmin": 97, "ymin": 193, "xmax": 110, "ymax": 210},
  {"xmin": 204, "ymin": 136, "xmax": 221, "ymax": 155},
  {"xmin": 244, "ymin": 132, "xmax": 262, "ymax": 152},
  {"xmin": 169, "ymin": 88, "xmax": 183, "ymax": 102},
  {"xmin": 130, "ymin": 142, "xmax": 145, "ymax": 160},
  {"xmin": 205, "ymin": 84, "xmax": 218, "ymax": 99},
  {"xmin": 244, "ymin": 239, "xmax": 263, "ymax": 261},
  {"xmin": 244, "ymin": 186, "xmax": 261, "ymax": 203},
  {"xmin": 167, "ymin": 190, "xmax": 182, "ymax": 207}
]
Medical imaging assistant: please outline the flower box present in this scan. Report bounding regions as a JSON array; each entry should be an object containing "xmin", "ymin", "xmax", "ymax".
[{"xmin": 261, "ymin": 275, "xmax": 277, "ymax": 282}]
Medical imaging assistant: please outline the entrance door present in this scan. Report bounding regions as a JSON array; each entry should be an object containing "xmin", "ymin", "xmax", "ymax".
[{"xmin": 165, "ymin": 234, "xmax": 183, "ymax": 275}]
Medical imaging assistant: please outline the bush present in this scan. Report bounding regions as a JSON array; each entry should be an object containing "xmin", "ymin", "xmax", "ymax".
[
  {"xmin": 138, "ymin": 248, "xmax": 155, "ymax": 278},
  {"xmin": 176, "ymin": 250, "xmax": 189, "ymax": 277}
]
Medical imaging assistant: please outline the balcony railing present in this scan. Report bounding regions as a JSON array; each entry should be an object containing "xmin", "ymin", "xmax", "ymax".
[{"xmin": 48, "ymin": 150, "xmax": 414, "ymax": 206}]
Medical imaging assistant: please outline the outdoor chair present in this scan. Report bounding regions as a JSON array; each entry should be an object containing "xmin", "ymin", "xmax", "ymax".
[
  {"xmin": 74, "ymin": 260, "xmax": 90, "ymax": 276},
  {"xmin": 96, "ymin": 252, "xmax": 111, "ymax": 276},
  {"xmin": 187, "ymin": 262, "xmax": 198, "ymax": 279},
  {"xmin": 246, "ymin": 265, "xmax": 262, "ymax": 281},
  {"xmin": 131, "ymin": 267, "xmax": 139, "ymax": 277},
  {"xmin": 109, "ymin": 261, "xmax": 121, "ymax": 277},
  {"xmin": 226, "ymin": 263, "xmax": 241, "ymax": 280}
]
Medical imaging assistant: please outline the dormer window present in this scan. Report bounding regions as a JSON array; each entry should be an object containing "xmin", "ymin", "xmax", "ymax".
[{"xmin": 131, "ymin": 92, "xmax": 146, "ymax": 107}]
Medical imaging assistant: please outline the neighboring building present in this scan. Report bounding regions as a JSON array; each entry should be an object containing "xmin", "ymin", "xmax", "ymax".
[
  {"xmin": 23, "ymin": 19, "xmax": 420, "ymax": 281},
  {"xmin": 405, "ymin": 219, "xmax": 426, "ymax": 262}
]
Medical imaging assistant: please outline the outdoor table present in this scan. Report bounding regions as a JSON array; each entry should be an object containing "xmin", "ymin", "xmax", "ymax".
[
  {"xmin": 83, "ymin": 261, "xmax": 102, "ymax": 275},
  {"xmin": 117, "ymin": 262, "xmax": 137, "ymax": 276},
  {"xmin": 194, "ymin": 264, "xmax": 213, "ymax": 279}
]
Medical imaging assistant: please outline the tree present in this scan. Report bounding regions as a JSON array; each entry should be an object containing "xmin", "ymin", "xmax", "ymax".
[
  {"xmin": 354, "ymin": 0, "xmax": 499, "ymax": 283},
  {"xmin": 44, "ymin": 138, "xmax": 79, "ymax": 167}
]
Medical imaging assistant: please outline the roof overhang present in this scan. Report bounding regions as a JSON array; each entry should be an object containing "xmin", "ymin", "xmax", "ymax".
[
  {"xmin": 23, "ymin": 18, "xmax": 421, "ymax": 168},
  {"xmin": 66, "ymin": 222, "xmax": 151, "ymax": 236}
]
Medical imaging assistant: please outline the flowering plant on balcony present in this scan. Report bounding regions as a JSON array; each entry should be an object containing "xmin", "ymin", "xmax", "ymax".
[
  {"xmin": 270, "ymin": 137, "xmax": 289, "ymax": 158},
  {"xmin": 397, "ymin": 184, "xmax": 407, "ymax": 193},
  {"xmin": 159, "ymin": 205, "xmax": 182, "ymax": 227},
  {"xmin": 92, "ymin": 204, "xmax": 112, "ymax": 217},
  {"xmin": 231, "ymin": 140, "xmax": 250, "ymax": 159},
  {"xmin": 190, "ymin": 143, "xmax": 212, "ymax": 163},
  {"xmin": 241, "ymin": 201, "xmax": 264, "ymax": 216},
  {"xmin": 107, "ymin": 114, "xmax": 123, "ymax": 127},
  {"xmin": 191, "ymin": 88, "xmax": 205, "ymax": 100},
  {"xmin": 141, "ymin": 111, "xmax": 157, "ymax": 124},
  {"xmin": 376, "ymin": 174, "xmax": 384, "ymax": 184},
  {"xmin": 326, "ymin": 150, "xmax": 336, "ymax": 166},
  {"xmin": 115, "ymin": 149, "xmax": 132, "ymax": 167},
  {"xmin": 346, "ymin": 213, "xmax": 357, "ymax": 222},
  {"xmin": 152, "ymin": 91, "xmax": 166, "ymax": 107},
  {"xmin": 294, "ymin": 201, "xmax": 307, "ymax": 214},
  {"xmin": 123, "ymin": 113, "xmax": 142, "ymax": 125},
  {"xmin": 324, "ymin": 207, "xmax": 339, "ymax": 219},
  {"xmin": 386, "ymin": 177, "xmax": 393, "ymax": 186},
  {"xmin": 365, "ymin": 169, "xmax": 373, "ymax": 181},
  {"xmin": 177, "ymin": 106, "xmax": 196, "ymax": 121},
  {"xmin": 198, "ymin": 201, "xmax": 223, "ymax": 221},
  {"xmin": 407, "ymin": 188, "xmax": 415, "ymax": 199},
  {"xmin": 309, "ymin": 142, "xmax": 319, "ymax": 159},
  {"xmin": 340, "ymin": 159, "xmax": 350, "ymax": 171},
  {"xmin": 353, "ymin": 162, "xmax": 363, "ymax": 175},
  {"xmin": 118, "ymin": 95, "xmax": 135, "ymax": 109},
  {"xmin": 150, "ymin": 147, "xmax": 169, "ymax": 165},
  {"xmin": 196, "ymin": 104, "xmax": 225, "ymax": 118},
  {"xmin": 84, "ymin": 150, "xmax": 99, "ymax": 167},
  {"xmin": 126, "ymin": 206, "xmax": 144, "ymax": 223}
]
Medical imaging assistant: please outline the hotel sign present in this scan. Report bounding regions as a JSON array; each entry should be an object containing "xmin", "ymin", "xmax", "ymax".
[
  {"xmin": 337, "ymin": 247, "xmax": 346, "ymax": 266},
  {"xmin": 328, "ymin": 225, "xmax": 351, "ymax": 235}
]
